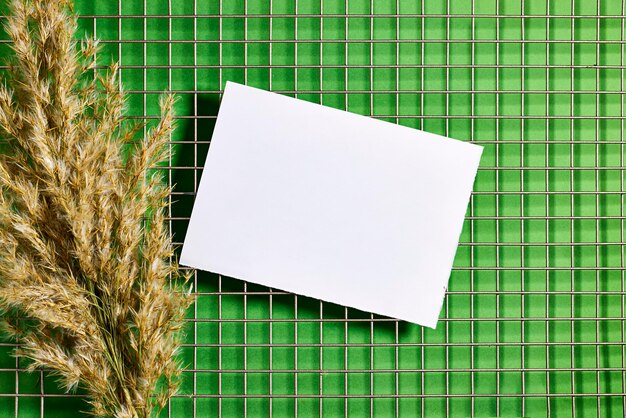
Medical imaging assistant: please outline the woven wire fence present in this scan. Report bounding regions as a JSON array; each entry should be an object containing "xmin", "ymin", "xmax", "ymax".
[{"xmin": 1, "ymin": 0, "xmax": 626, "ymax": 417}]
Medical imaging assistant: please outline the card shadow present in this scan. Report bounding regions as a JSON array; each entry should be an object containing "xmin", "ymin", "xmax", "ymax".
[{"xmin": 171, "ymin": 94, "xmax": 220, "ymax": 254}]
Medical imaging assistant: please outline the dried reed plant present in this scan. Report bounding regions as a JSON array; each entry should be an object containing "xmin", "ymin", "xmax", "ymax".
[{"xmin": 0, "ymin": 0, "xmax": 193, "ymax": 416}]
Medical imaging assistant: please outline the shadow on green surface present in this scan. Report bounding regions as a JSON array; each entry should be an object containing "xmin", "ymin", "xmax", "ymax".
[{"xmin": 171, "ymin": 94, "xmax": 220, "ymax": 253}]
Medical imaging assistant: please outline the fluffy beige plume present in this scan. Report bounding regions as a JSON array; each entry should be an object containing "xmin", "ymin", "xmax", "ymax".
[{"xmin": 0, "ymin": 0, "xmax": 194, "ymax": 417}]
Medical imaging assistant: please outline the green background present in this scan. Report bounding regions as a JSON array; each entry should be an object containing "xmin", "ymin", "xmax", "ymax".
[{"xmin": 1, "ymin": 0, "xmax": 626, "ymax": 417}]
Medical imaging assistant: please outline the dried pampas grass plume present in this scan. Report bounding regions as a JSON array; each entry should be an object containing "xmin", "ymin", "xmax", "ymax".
[{"xmin": 0, "ymin": 0, "xmax": 194, "ymax": 416}]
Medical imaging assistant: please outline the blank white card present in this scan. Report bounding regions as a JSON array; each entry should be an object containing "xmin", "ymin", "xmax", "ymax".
[{"xmin": 181, "ymin": 82, "xmax": 483, "ymax": 328}]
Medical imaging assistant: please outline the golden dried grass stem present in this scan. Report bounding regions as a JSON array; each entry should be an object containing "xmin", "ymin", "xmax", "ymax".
[{"xmin": 0, "ymin": 1, "xmax": 194, "ymax": 417}]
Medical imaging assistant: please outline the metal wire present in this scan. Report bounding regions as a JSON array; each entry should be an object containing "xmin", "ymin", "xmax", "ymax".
[{"xmin": 1, "ymin": 0, "xmax": 626, "ymax": 417}]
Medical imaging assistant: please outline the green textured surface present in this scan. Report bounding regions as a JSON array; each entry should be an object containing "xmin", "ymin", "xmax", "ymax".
[{"xmin": 1, "ymin": 0, "xmax": 626, "ymax": 417}]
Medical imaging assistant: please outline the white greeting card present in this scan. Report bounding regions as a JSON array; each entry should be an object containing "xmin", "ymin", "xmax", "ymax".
[{"xmin": 181, "ymin": 82, "xmax": 482, "ymax": 328}]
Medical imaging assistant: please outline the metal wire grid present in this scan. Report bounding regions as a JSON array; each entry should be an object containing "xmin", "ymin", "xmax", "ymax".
[{"xmin": 0, "ymin": 0, "xmax": 626, "ymax": 416}]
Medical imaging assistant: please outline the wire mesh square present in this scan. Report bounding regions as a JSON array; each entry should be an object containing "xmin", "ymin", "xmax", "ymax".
[{"xmin": 0, "ymin": 0, "xmax": 625, "ymax": 417}]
